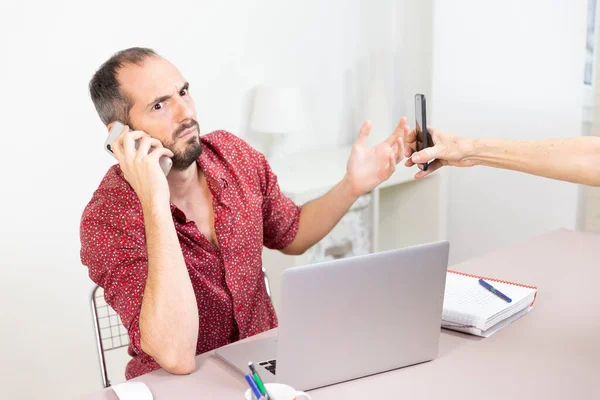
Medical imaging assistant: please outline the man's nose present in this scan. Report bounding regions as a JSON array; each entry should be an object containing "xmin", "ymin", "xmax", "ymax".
[{"xmin": 175, "ymin": 96, "xmax": 194, "ymax": 122}]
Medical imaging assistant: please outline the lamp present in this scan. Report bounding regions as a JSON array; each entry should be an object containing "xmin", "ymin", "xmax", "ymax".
[{"xmin": 250, "ymin": 85, "xmax": 305, "ymax": 162}]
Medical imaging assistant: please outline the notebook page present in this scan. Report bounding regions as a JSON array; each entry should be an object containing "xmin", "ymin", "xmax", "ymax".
[{"xmin": 443, "ymin": 272, "xmax": 536, "ymax": 329}]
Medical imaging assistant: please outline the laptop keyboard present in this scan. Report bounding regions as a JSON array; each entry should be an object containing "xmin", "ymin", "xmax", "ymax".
[{"xmin": 259, "ymin": 359, "xmax": 277, "ymax": 375}]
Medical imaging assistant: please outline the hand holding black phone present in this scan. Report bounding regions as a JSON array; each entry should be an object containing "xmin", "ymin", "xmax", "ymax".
[{"xmin": 415, "ymin": 93, "xmax": 432, "ymax": 171}]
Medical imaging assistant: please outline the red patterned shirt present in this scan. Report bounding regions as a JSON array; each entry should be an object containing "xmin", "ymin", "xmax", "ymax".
[{"xmin": 80, "ymin": 130, "xmax": 301, "ymax": 379}]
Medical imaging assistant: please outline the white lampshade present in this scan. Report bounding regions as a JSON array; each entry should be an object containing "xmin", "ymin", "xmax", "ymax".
[{"xmin": 250, "ymin": 85, "xmax": 305, "ymax": 134}]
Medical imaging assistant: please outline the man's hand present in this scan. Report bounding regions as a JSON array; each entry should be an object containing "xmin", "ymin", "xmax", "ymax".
[
  {"xmin": 404, "ymin": 127, "xmax": 476, "ymax": 179},
  {"xmin": 344, "ymin": 118, "xmax": 408, "ymax": 197},
  {"xmin": 111, "ymin": 125, "xmax": 174, "ymax": 206}
]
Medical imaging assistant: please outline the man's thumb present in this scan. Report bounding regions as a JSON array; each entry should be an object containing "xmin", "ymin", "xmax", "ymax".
[{"xmin": 355, "ymin": 120, "xmax": 372, "ymax": 147}]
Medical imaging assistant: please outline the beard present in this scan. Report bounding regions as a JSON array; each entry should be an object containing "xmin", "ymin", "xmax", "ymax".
[{"xmin": 163, "ymin": 119, "xmax": 203, "ymax": 171}]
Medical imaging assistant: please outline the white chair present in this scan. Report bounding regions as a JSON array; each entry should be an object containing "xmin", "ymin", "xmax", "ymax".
[
  {"xmin": 90, "ymin": 267, "xmax": 272, "ymax": 388},
  {"xmin": 90, "ymin": 285, "xmax": 129, "ymax": 388}
]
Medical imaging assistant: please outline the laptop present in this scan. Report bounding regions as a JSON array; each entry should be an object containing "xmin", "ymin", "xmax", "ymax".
[{"xmin": 215, "ymin": 241, "xmax": 449, "ymax": 391}]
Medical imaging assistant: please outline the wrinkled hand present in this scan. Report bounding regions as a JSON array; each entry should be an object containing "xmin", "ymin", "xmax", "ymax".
[
  {"xmin": 404, "ymin": 127, "xmax": 476, "ymax": 179},
  {"xmin": 345, "ymin": 118, "xmax": 408, "ymax": 197},
  {"xmin": 111, "ymin": 125, "xmax": 174, "ymax": 206}
]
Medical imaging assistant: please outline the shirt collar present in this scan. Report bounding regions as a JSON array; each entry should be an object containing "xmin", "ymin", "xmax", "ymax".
[{"xmin": 197, "ymin": 144, "xmax": 229, "ymax": 198}]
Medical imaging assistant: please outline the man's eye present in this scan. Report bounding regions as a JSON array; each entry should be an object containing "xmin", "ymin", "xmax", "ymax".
[
  {"xmin": 153, "ymin": 102, "xmax": 163, "ymax": 110},
  {"xmin": 180, "ymin": 88, "xmax": 188, "ymax": 96}
]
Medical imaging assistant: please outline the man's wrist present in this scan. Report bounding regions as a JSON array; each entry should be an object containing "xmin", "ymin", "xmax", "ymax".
[
  {"xmin": 141, "ymin": 196, "xmax": 172, "ymax": 222},
  {"xmin": 341, "ymin": 174, "xmax": 362, "ymax": 201}
]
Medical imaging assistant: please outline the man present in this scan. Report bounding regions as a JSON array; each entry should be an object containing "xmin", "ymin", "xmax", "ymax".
[
  {"xmin": 404, "ymin": 128, "xmax": 600, "ymax": 186},
  {"xmin": 81, "ymin": 47, "xmax": 407, "ymax": 379}
]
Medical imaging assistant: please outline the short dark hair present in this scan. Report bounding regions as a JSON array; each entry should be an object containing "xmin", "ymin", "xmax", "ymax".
[{"xmin": 89, "ymin": 47, "xmax": 158, "ymax": 126}]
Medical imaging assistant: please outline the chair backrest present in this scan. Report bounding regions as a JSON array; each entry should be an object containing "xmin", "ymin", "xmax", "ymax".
[
  {"xmin": 90, "ymin": 269, "xmax": 271, "ymax": 388},
  {"xmin": 91, "ymin": 285, "xmax": 129, "ymax": 388},
  {"xmin": 262, "ymin": 266, "xmax": 272, "ymax": 298}
]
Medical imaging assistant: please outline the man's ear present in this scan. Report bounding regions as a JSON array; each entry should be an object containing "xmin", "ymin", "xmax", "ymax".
[{"xmin": 107, "ymin": 121, "xmax": 129, "ymax": 135}]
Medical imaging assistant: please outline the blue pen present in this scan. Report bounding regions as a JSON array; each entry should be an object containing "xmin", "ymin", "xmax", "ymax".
[
  {"xmin": 479, "ymin": 279, "xmax": 512, "ymax": 303},
  {"xmin": 245, "ymin": 373, "xmax": 263, "ymax": 400}
]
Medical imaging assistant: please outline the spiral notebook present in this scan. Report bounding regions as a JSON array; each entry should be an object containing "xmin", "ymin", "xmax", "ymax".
[{"xmin": 442, "ymin": 270, "xmax": 537, "ymax": 337}]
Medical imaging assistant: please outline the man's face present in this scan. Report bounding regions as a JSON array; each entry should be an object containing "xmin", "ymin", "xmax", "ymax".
[{"xmin": 117, "ymin": 56, "xmax": 202, "ymax": 170}]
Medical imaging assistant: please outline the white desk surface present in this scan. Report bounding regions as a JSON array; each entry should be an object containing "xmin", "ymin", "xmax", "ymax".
[{"xmin": 82, "ymin": 229, "xmax": 600, "ymax": 399}]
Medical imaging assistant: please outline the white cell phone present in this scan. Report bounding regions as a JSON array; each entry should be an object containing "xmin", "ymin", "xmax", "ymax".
[{"xmin": 104, "ymin": 121, "xmax": 172, "ymax": 176}]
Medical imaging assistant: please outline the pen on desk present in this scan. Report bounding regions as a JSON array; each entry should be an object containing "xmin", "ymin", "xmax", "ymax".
[
  {"xmin": 245, "ymin": 373, "xmax": 263, "ymax": 400},
  {"xmin": 479, "ymin": 279, "xmax": 512, "ymax": 303},
  {"xmin": 249, "ymin": 362, "xmax": 270, "ymax": 400}
]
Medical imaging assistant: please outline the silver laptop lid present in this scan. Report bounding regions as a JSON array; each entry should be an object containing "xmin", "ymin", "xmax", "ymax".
[{"xmin": 276, "ymin": 241, "xmax": 449, "ymax": 390}]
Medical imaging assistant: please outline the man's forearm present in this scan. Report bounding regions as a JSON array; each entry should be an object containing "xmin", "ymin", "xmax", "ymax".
[
  {"xmin": 467, "ymin": 136, "xmax": 600, "ymax": 186},
  {"xmin": 282, "ymin": 176, "xmax": 359, "ymax": 255},
  {"xmin": 139, "ymin": 200, "xmax": 199, "ymax": 374}
]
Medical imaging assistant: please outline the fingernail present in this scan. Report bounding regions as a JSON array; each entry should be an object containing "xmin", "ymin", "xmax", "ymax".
[{"xmin": 411, "ymin": 155, "xmax": 420, "ymax": 163}]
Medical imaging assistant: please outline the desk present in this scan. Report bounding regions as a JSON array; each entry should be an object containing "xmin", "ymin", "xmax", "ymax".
[{"xmin": 83, "ymin": 230, "xmax": 600, "ymax": 399}]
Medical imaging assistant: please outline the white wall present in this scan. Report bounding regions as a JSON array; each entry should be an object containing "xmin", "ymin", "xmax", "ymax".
[
  {"xmin": 0, "ymin": 1, "xmax": 377, "ymax": 398},
  {"xmin": 431, "ymin": 0, "xmax": 587, "ymax": 263},
  {"xmin": 581, "ymin": 0, "xmax": 600, "ymax": 233}
]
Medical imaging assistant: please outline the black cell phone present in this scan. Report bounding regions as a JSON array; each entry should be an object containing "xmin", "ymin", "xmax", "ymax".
[{"xmin": 415, "ymin": 93, "xmax": 431, "ymax": 171}]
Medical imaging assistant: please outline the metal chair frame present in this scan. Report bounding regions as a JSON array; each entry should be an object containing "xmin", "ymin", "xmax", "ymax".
[
  {"xmin": 91, "ymin": 285, "xmax": 129, "ymax": 388},
  {"xmin": 90, "ymin": 267, "xmax": 272, "ymax": 388}
]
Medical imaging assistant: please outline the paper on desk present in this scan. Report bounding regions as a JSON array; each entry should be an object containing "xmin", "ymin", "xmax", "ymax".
[
  {"xmin": 442, "ymin": 306, "xmax": 532, "ymax": 337},
  {"xmin": 112, "ymin": 382, "xmax": 153, "ymax": 400},
  {"xmin": 442, "ymin": 272, "xmax": 536, "ymax": 331}
]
